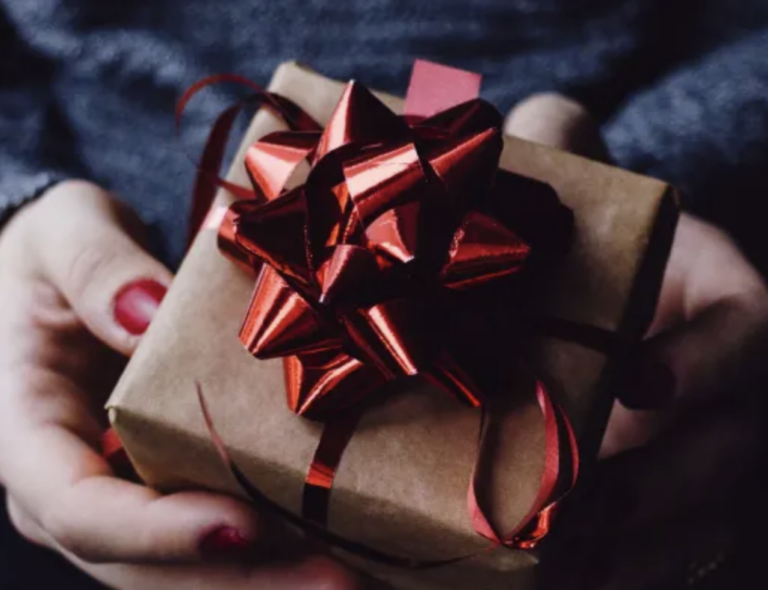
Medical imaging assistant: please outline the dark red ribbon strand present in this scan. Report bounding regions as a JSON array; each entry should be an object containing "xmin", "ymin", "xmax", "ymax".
[
  {"xmin": 176, "ymin": 73, "xmax": 322, "ymax": 245},
  {"xmin": 186, "ymin": 102, "xmax": 248, "ymax": 245}
]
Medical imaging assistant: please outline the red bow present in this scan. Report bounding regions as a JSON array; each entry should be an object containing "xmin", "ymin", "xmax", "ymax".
[
  {"xmin": 221, "ymin": 80, "xmax": 554, "ymax": 419},
  {"xmin": 197, "ymin": 63, "xmax": 579, "ymax": 557}
]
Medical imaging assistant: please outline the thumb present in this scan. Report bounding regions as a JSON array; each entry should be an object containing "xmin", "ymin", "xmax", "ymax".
[
  {"xmin": 504, "ymin": 92, "xmax": 609, "ymax": 161},
  {"xmin": 30, "ymin": 180, "xmax": 173, "ymax": 356}
]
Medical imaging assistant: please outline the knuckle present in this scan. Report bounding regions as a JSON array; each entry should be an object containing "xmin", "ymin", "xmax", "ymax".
[
  {"xmin": 6, "ymin": 497, "xmax": 44, "ymax": 546},
  {"xmin": 64, "ymin": 239, "xmax": 122, "ymax": 303}
]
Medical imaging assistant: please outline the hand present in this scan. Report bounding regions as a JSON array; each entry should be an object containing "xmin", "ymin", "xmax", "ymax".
[
  {"xmin": 0, "ymin": 181, "xmax": 360, "ymax": 589},
  {"xmin": 505, "ymin": 96, "xmax": 768, "ymax": 589}
]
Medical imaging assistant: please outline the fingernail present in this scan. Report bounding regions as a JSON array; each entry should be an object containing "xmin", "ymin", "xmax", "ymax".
[
  {"xmin": 199, "ymin": 526, "xmax": 254, "ymax": 560},
  {"xmin": 618, "ymin": 357, "xmax": 676, "ymax": 410},
  {"xmin": 113, "ymin": 279, "xmax": 167, "ymax": 335}
]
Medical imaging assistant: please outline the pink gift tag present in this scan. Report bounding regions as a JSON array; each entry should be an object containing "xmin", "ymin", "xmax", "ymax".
[{"xmin": 404, "ymin": 59, "xmax": 483, "ymax": 119}]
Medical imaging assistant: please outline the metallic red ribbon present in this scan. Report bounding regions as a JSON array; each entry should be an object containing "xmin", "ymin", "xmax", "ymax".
[
  {"xmin": 190, "ymin": 61, "xmax": 582, "ymax": 559},
  {"xmin": 111, "ymin": 61, "xmax": 592, "ymax": 569}
]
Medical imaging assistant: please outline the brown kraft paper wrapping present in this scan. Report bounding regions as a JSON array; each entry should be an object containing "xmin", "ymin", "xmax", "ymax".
[{"xmin": 107, "ymin": 62, "xmax": 679, "ymax": 589}]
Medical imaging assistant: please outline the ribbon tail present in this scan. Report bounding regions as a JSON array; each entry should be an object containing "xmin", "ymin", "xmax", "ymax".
[
  {"xmin": 509, "ymin": 380, "xmax": 579, "ymax": 548},
  {"xmin": 467, "ymin": 377, "xmax": 579, "ymax": 550},
  {"xmin": 510, "ymin": 395, "xmax": 578, "ymax": 549},
  {"xmin": 178, "ymin": 74, "xmax": 323, "ymax": 249},
  {"xmin": 188, "ymin": 102, "xmax": 254, "ymax": 247},
  {"xmin": 302, "ymin": 409, "xmax": 363, "ymax": 526}
]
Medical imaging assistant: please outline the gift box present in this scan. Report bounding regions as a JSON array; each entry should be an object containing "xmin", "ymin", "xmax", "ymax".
[{"xmin": 107, "ymin": 61, "xmax": 678, "ymax": 589}]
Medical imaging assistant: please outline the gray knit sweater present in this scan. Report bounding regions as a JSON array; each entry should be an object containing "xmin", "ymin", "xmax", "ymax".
[{"xmin": 2, "ymin": 0, "xmax": 768, "ymax": 268}]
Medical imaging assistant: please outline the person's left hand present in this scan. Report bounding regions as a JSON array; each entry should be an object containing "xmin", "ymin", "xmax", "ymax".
[
  {"xmin": 0, "ymin": 181, "xmax": 366, "ymax": 590},
  {"xmin": 504, "ymin": 95, "xmax": 768, "ymax": 589}
]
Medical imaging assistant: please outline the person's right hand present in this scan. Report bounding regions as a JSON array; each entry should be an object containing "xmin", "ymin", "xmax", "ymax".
[
  {"xmin": 506, "ymin": 95, "xmax": 767, "ymax": 590},
  {"xmin": 0, "ymin": 180, "xmax": 359, "ymax": 589}
]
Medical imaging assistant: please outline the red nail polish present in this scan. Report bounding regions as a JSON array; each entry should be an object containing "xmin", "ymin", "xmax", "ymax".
[
  {"xmin": 113, "ymin": 279, "xmax": 167, "ymax": 335},
  {"xmin": 199, "ymin": 526, "xmax": 253, "ymax": 560},
  {"xmin": 618, "ymin": 357, "xmax": 676, "ymax": 410}
]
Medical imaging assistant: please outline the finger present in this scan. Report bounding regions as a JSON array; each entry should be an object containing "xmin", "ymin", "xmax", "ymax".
[
  {"xmin": 504, "ymin": 92, "xmax": 610, "ymax": 162},
  {"xmin": 615, "ymin": 214, "xmax": 768, "ymax": 411},
  {"xmin": 10, "ymin": 505, "xmax": 370, "ymax": 590},
  {"xmin": 0, "ymin": 374, "xmax": 260, "ymax": 565},
  {"xmin": 10, "ymin": 430, "xmax": 261, "ymax": 564},
  {"xmin": 28, "ymin": 180, "xmax": 173, "ymax": 356},
  {"xmin": 70, "ymin": 554, "xmax": 368, "ymax": 590},
  {"xmin": 8, "ymin": 481, "xmax": 380, "ymax": 590}
]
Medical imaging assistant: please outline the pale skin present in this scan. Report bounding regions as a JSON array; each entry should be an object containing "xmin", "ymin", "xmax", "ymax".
[{"xmin": 1, "ymin": 95, "xmax": 766, "ymax": 590}]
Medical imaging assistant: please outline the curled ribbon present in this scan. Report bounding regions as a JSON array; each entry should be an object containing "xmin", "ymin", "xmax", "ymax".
[{"xmin": 189, "ymin": 61, "xmax": 582, "ymax": 564}]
